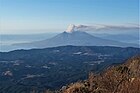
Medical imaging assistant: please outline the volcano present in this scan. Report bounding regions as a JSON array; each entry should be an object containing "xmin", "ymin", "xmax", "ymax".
[{"xmin": 14, "ymin": 25, "xmax": 138, "ymax": 49}]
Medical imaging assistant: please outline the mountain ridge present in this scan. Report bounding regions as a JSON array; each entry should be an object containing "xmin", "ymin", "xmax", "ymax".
[{"xmin": 60, "ymin": 55, "xmax": 140, "ymax": 93}]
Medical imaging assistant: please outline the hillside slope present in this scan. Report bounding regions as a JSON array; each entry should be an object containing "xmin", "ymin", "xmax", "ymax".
[{"xmin": 60, "ymin": 55, "xmax": 140, "ymax": 93}]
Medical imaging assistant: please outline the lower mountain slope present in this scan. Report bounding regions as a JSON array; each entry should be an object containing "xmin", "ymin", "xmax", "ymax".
[{"xmin": 0, "ymin": 46, "xmax": 139, "ymax": 93}]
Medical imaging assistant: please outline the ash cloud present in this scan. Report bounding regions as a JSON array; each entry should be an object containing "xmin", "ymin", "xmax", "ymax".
[{"xmin": 66, "ymin": 24, "xmax": 140, "ymax": 32}]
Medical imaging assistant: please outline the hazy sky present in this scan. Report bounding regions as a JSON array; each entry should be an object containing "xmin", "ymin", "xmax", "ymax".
[{"xmin": 0, "ymin": 0, "xmax": 139, "ymax": 34}]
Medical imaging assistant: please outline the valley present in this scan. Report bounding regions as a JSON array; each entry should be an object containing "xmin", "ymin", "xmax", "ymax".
[{"xmin": 0, "ymin": 46, "xmax": 139, "ymax": 93}]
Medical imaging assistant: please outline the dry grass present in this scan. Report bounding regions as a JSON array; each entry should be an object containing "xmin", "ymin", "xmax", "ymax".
[{"xmin": 60, "ymin": 56, "xmax": 140, "ymax": 93}]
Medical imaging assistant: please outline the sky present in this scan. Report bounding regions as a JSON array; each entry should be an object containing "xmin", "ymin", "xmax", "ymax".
[{"xmin": 0, "ymin": 0, "xmax": 139, "ymax": 34}]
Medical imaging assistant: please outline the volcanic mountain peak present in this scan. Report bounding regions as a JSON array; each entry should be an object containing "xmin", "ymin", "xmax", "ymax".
[{"xmin": 13, "ymin": 25, "xmax": 139, "ymax": 49}]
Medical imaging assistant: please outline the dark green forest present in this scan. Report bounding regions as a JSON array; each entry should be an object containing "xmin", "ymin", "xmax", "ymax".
[{"xmin": 0, "ymin": 46, "xmax": 140, "ymax": 93}]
